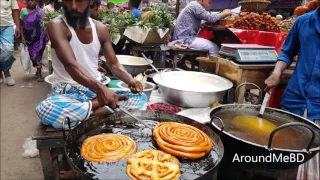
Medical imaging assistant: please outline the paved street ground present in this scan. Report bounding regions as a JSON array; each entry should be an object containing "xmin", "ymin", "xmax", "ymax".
[{"xmin": 1, "ymin": 51, "xmax": 49, "ymax": 180}]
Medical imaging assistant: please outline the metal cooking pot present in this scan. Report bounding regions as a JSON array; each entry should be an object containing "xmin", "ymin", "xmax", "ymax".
[
  {"xmin": 153, "ymin": 71, "xmax": 233, "ymax": 108},
  {"xmin": 62, "ymin": 110, "xmax": 224, "ymax": 180},
  {"xmin": 101, "ymin": 55, "xmax": 152, "ymax": 76},
  {"xmin": 209, "ymin": 105, "xmax": 320, "ymax": 169}
]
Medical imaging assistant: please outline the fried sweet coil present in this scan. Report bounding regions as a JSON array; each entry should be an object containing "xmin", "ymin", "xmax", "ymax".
[
  {"xmin": 126, "ymin": 150, "xmax": 180, "ymax": 180},
  {"xmin": 153, "ymin": 122, "xmax": 212, "ymax": 159},
  {"xmin": 81, "ymin": 133, "xmax": 137, "ymax": 162}
]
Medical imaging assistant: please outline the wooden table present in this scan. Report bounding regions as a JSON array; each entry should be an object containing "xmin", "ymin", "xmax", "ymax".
[
  {"xmin": 197, "ymin": 56, "xmax": 296, "ymax": 103},
  {"xmin": 32, "ymin": 123, "xmax": 68, "ymax": 180}
]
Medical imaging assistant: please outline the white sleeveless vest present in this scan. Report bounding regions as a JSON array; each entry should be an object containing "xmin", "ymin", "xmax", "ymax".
[{"xmin": 50, "ymin": 16, "xmax": 101, "ymax": 85}]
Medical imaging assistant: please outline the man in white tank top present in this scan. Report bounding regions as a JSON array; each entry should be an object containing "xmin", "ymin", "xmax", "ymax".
[{"xmin": 35, "ymin": 0, "xmax": 143, "ymax": 129}]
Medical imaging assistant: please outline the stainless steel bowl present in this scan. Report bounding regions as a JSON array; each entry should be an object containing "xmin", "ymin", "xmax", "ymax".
[
  {"xmin": 153, "ymin": 71, "xmax": 233, "ymax": 108},
  {"xmin": 117, "ymin": 81, "xmax": 156, "ymax": 101},
  {"xmin": 101, "ymin": 55, "xmax": 153, "ymax": 76}
]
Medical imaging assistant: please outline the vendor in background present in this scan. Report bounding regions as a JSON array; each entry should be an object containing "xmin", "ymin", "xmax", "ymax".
[
  {"xmin": 128, "ymin": 0, "xmax": 141, "ymax": 18},
  {"xmin": 20, "ymin": 0, "xmax": 47, "ymax": 82},
  {"xmin": 36, "ymin": 0, "xmax": 142, "ymax": 129},
  {"xmin": 90, "ymin": 0, "xmax": 101, "ymax": 20},
  {"xmin": 169, "ymin": 0, "xmax": 231, "ymax": 55},
  {"xmin": 43, "ymin": 0, "xmax": 55, "ymax": 13}
]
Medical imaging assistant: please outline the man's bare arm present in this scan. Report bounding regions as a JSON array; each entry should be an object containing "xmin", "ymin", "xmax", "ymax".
[
  {"xmin": 272, "ymin": 61, "xmax": 289, "ymax": 76},
  {"xmin": 12, "ymin": 10, "xmax": 20, "ymax": 37},
  {"xmin": 47, "ymin": 19, "xmax": 104, "ymax": 93},
  {"xmin": 96, "ymin": 22, "xmax": 135, "ymax": 85}
]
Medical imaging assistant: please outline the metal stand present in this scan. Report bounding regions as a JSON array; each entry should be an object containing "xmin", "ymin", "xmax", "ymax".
[
  {"xmin": 168, "ymin": 48, "xmax": 209, "ymax": 69},
  {"xmin": 130, "ymin": 43, "xmax": 166, "ymax": 68}
]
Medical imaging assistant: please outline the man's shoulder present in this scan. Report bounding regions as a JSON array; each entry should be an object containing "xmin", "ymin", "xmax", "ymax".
[
  {"xmin": 93, "ymin": 19, "xmax": 109, "ymax": 41},
  {"xmin": 296, "ymin": 9, "xmax": 317, "ymax": 22},
  {"xmin": 93, "ymin": 19, "xmax": 107, "ymax": 31},
  {"xmin": 183, "ymin": 1, "xmax": 202, "ymax": 13},
  {"xmin": 293, "ymin": 11, "xmax": 315, "ymax": 29},
  {"xmin": 47, "ymin": 16, "xmax": 69, "ymax": 37},
  {"xmin": 48, "ymin": 16, "xmax": 64, "ymax": 26}
]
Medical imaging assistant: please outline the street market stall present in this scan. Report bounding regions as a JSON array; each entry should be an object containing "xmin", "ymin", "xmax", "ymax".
[{"xmin": 32, "ymin": 1, "xmax": 320, "ymax": 180}]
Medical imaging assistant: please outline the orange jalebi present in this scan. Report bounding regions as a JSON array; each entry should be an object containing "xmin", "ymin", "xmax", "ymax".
[
  {"xmin": 81, "ymin": 133, "xmax": 137, "ymax": 162},
  {"xmin": 126, "ymin": 150, "xmax": 180, "ymax": 180},
  {"xmin": 153, "ymin": 122, "xmax": 212, "ymax": 159}
]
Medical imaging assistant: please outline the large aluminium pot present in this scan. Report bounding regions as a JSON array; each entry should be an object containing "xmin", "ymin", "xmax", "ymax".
[
  {"xmin": 101, "ymin": 55, "xmax": 152, "ymax": 76},
  {"xmin": 153, "ymin": 71, "xmax": 233, "ymax": 108},
  {"xmin": 63, "ymin": 110, "xmax": 224, "ymax": 180},
  {"xmin": 209, "ymin": 104, "xmax": 320, "ymax": 169}
]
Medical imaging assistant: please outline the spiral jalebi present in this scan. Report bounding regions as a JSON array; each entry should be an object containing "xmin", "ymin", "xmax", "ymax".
[
  {"xmin": 126, "ymin": 150, "xmax": 180, "ymax": 180},
  {"xmin": 153, "ymin": 122, "xmax": 212, "ymax": 159},
  {"xmin": 81, "ymin": 133, "xmax": 137, "ymax": 162}
]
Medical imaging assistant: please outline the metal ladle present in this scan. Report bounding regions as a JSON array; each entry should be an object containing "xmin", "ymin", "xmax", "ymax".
[
  {"xmin": 118, "ymin": 107, "xmax": 154, "ymax": 129},
  {"xmin": 141, "ymin": 53, "xmax": 164, "ymax": 82},
  {"xmin": 258, "ymin": 92, "xmax": 270, "ymax": 117}
]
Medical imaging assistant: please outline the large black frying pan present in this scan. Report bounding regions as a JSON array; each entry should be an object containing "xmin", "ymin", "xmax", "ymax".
[
  {"xmin": 209, "ymin": 104, "xmax": 320, "ymax": 169},
  {"xmin": 62, "ymin": 110, "xmax": 224, "ymax": 180}
]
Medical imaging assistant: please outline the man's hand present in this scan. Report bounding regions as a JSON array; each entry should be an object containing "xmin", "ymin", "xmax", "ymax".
[
  {"xmin": 21, "ymin": 36, "xmax": 26, "ymax": 46},
  {"xmin": 98, "ymin": 65, "xmax": 107, "ymax": 75},
  {"xmin": 15, "ymin": 27, "xmax": 20, "ymax": 38},
  {"xmin": 264, "ymin": 72, "xmax": 281, "ymax": 92},
  {"xmin": 219, "ymin": 9, "xmax": 232, "ymax": 19},
  {"xmin": 128, "ymin": 79, "xmax": 143, "ymax": 94},
  {"xmin": 96, "ymin": 85, "xmax": 128, "ymax": 109}
]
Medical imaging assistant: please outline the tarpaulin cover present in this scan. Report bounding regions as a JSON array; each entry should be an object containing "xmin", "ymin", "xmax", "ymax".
[{"xmin": 198, "ymin": 28, "xmax": 288, "ymax": 53}]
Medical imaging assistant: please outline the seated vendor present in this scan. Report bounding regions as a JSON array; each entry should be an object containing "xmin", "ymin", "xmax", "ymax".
[
  {"xmin": 36, "ymin": 0, "xmax": 142, "ymax": 128},
  {"xmin": 169, "ymin": 0, "xmax": 232, "ymax": 55}
]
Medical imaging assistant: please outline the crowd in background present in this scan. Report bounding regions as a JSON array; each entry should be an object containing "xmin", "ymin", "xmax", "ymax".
[{"xmin": 0, "ymin": 0, "xmax": 305, "ymax": 86}]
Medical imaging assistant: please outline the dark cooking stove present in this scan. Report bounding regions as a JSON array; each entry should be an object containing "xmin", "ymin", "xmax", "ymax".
[{"xmin": 216, "ymin": 153, "xmax": 299, "ymax": 180}]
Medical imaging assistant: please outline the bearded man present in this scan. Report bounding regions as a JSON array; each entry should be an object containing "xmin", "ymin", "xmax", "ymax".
[{"xmin": 36, "ymin": 0, "xmax": 142, "ymax": 128}]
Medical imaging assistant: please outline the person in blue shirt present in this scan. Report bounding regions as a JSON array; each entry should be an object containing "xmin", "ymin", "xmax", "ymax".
[
  {"xmin": 265, "ymin": 6, "xmax": 320, "ymax": 125},
  {"xmin": 128, "ymin": 0, "xmax": 141, "ymax": 18}
]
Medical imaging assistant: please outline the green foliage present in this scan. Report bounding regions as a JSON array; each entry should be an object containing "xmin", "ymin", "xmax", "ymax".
[
  {"xmin": 99, "ymin": 9, "xmax": 136, "ymax": 40},
  {"xmin": 146, "ymin": 5, "xmax": 175, "ymax": 30},
  {"xmin": 98, "ymin": 5, "xmax": 175, "ymax": 41},
  {"xmin": 43, "ymin": 10, "xmax": 62, "ymax": 25}
]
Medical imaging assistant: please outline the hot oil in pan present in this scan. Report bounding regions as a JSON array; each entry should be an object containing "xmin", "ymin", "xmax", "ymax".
[
  {"xmin": 213, "ymin": 111, "xmax": 320, "ymax": 150},
  {"xmin": 67, "ymin": 120, "xmax": 220, "ymax": 180}
]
